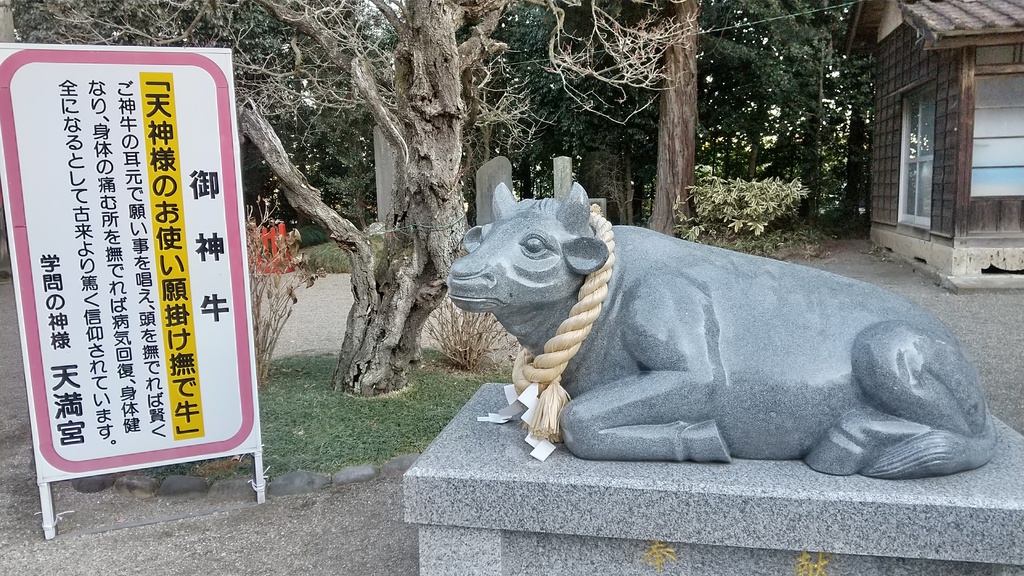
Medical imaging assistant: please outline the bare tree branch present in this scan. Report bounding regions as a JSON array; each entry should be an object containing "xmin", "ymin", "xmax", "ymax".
[
  {"xmin": 153, "ymin": 0, "xmax": 211, "ymax": 45},
  {"xmin": 365, "ymin": 0, "xmax": 407, "ymax": 37},
  {"xmin": 543, "ymin": 0, "xmax": 697, "ymax": 121},
  {"xmin": 238, "ymin": 105, "xmax": 369, "ymax": 252},
  {"xmin": 247, "ymin": 0, "xmax": 412, "ymax": 162},
  {"xmin": 474, "ymin": 57, "xmax": 547, "ymax": 153},
  {"xmin": 352, "ymin": 56, "xmax": 409, "ymax": 164},
  {"xmin": 457, "ymin": 0, "xmax": 507, "ymax": 22},
  {"xmin": 457, "ymin": 6, "xmax": 507, "ymax": 73},
  {"xmin": 249, "ymin": 0, "xmax": 359, "ymax": 70}
]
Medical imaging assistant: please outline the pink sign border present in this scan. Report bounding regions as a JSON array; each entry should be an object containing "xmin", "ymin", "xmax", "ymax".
[{"xmin": 0, "ymin": 49, "xmax": 256, "ymax": 474}]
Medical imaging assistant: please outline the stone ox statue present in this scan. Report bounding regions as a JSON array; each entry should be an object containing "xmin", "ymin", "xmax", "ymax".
[{"xmin": 448, "ymin": 183, "xmax": 997, "ymax": 479}]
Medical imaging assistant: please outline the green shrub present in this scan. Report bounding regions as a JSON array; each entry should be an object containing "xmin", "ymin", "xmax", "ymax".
[
  {"xmin": 678, "ymin": 176, "xmax": 808, "ymax": 240},
  {"xmin": 696, "ymin": 225, "xmax": 828, "ymax": 260},
  {"xmin": 676, "ymin": 177, "xmax": 827, "ymax": 260},
  {"xmin": 297, "ymin": 225, "xmax": 330, "ymax": 247}
]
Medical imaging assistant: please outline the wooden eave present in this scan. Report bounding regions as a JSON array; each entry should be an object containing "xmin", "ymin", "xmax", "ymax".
[
  {"xmin": 919, "ymin": 29, "xmax": 1024, "ymax": 50},
  {"xmin": 847, "ymin": 0, "xmax": 1024, "ymax": 53},
  {"xmin": 845, "ymin": 0, "xmax": 888, "ymax": 55},
  {"xmin": 900, "ymin": 0, "xmax": 1024, "ymax": 50}
]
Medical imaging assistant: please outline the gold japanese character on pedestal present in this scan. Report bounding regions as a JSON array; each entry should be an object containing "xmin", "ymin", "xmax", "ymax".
[
  {"xmin": 642, "ymin": 540, "xmax": 678, "ymax": 573},
  {"xmin": 795, "ymin": 551, "xmax": 832, "ymax": 576}
]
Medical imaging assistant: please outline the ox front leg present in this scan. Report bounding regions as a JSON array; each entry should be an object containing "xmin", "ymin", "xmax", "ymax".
[{"xmin": 559, "ymin": 373, "xmax": 731, "ymax": 463}]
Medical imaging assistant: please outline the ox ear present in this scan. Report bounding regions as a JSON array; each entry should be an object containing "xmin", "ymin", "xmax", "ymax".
[
  {"xmin": 492, "ymin": 182, "xmax": 517, "ymax": 221},
  {"xmin": 463, "ymin": 225, "xmax": 486, "ymax": 252},
  {"xmin": 557, "ymin": 183, "xmax": 592, "ymax": 236},
  {"xmin": 562, "ymin": 236, "xmax": 608, "ymax": 276}
]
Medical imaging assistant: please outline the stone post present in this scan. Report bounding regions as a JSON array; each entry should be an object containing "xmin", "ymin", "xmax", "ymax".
[
  {"xmin": 373, "ymin": 125, "xmax": 396, "ymax": 223},
  {"xmin": 553, "ymin": 156, "xmax": 572, "ymax": 201},
  {"xmin": 474, "ymin": 156, "xmax": 512, "ymax": 226}
]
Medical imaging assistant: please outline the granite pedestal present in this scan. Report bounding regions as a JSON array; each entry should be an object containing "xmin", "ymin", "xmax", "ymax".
[{"xmin": 404, "ymin": 384, "xmax": 1024, "ymax": 576}]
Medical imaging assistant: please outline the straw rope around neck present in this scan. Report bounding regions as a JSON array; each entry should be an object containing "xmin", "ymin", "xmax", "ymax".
[{"xmin": 511, "ymin": 206, "xmax": 616, "ymax": 442}]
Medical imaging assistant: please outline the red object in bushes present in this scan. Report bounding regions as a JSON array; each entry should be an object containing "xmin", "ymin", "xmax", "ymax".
[{"xmin": 256, "ymin": 222, "xmax": 294, "ymax": 273}]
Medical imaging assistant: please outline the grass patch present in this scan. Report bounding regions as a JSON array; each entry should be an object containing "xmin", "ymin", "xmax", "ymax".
[
  {"xmin": 301, "ymin": 243, "xmax": 351, "ymax": 274},
  {"xmin": 298, "ymin": 235, "xmax": 394, "ymax": 275},
  {"xmin": 259, "ymin": 352, "xmax": 508, "ymax": 476},
  {"xmin": 296, "ymin": 224, "xmax": 330, "ymax": 247},
  {"xmin": 142, "ymin": 455, "xmax": 253, "ymax": 483},
  {"xmin": 141, "ymin": 351, "xmax": 507, "ymax": 481}
]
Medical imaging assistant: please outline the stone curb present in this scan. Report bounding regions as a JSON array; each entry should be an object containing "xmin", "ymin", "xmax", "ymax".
[{"xmin": 69, "ymin": 453, "xmax": 420, "ymax": 502}]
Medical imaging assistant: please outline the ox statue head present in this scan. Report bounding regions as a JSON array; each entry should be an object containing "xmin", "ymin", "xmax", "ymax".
[{"xmin": 448, "ymin": 183, "xmax": 610, "ymax": 315}]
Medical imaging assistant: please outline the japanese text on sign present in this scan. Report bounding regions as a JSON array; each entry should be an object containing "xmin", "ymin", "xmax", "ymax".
[{"xmin": 140, "ymin": 72, "xmax": 205, "ymax": 440}]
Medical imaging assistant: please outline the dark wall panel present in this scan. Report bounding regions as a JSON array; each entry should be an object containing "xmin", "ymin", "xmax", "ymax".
[{"xmin": 870, "ymin": 24, "xmax": 960, "ymax": 235}]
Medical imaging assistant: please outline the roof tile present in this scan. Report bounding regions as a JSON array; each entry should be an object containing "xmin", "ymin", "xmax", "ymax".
[{"xmin": 901, "ymin": 0, "xmax": 1024, "ymax": 34}]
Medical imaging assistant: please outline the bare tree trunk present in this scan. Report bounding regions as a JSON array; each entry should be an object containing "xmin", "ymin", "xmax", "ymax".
[
  {"xmin": 241, "ymin": 92, "xmax": 463, "ymax": 396},
  {"xmin": 244, "ymin": 0, "xmax": 501, "ymax": 396},
  {"xmin": 339, "ymin": 0, "xmax": 466, "ymax": 395},
  {"xmin": 747, "ymin": 136, "xmax": 760, "ymax": 179},
  {"xmin": 649, "ymin": 0, "xmax": 698, "ymax": 236},
  {"xmin": 239, "ymin": 107, "xmax": 379, "ymax": 387},
  {"xmin": 623, "ymin": 155, "xmax": 634, "ymax": 225},
  {"xmin": 846, "ymin": 105, "xmax": 870, "ymax": 225},
  {"xmin": 516, "ymin": 156, "xmax": 534, "ymax": 199}
]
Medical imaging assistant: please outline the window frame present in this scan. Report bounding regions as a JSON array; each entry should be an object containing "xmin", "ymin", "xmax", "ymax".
[
  {"xmin": 971, "ymin": 71, "xmax": 1024, "ymax": 198},
  {"xmin": 899, "ymin": 84, "xmax": 934, "ymax": 229}
]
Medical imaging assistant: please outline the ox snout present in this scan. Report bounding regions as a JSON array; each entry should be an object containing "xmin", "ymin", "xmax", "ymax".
[{"xmin": 448, "ymin": 261, "xmax": 503, "ymax": 312}]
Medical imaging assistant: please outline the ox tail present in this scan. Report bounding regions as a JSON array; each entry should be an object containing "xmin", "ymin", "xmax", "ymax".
[{"xmin": 862, "ymin": 416, "xmax": 997, "ymax": 479}]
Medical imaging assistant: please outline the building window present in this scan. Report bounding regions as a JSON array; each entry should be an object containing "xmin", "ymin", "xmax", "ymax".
[
  {"xmin": 972, "ymin": 73, "xmax": 1024, "ymax": 197},
  {"xmin": 976, "ymin": 44, "xmax": 1024, "ymax": 66},
  {"xmin": 900, "ymin": 84, "xmax": 934, "ymax": 227}
]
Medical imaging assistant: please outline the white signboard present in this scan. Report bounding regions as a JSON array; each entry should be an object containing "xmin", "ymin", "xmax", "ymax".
[{"xmin": 0, "ymin": 44, "xmax": 263, "ymax": 536}]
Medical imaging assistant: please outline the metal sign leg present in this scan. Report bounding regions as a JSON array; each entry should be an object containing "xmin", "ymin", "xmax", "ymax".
[
  {"xmin": 37, "ymin": 481, "xmax": 56, "ymax": 539},
  {"xmin": 252, "ymin": 449, "xmax": 266, "ymax": 504}
]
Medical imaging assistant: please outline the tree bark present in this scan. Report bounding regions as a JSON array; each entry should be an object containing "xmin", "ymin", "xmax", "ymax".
[
  {"xmin": 747, "ymin": 136, "xmax": 760, "ymax": 179},
  {"xmin": 516, "ymin": 156, "xmax": 534, "ymax": 199},
  {"xmin": 623, "ymin": 155, "xmax": 634, "ymax": 225},
  {"xmin": 241, "ymin": 62, "xmax": 464, "ymax": 396},
  {"xmin": 245, "ymin": 0, "xmax": 502, "ymax": 396},
  {"xmin": 648, "ymin": 0, "xmax": 698, "ymax": 235},
  {"xmin": 338, "ymin": 0, "xmax": 466, "ymax": 395},
  {"xmin": 846, "ymin": 105, "xmax": 870, "ymax": 225}
]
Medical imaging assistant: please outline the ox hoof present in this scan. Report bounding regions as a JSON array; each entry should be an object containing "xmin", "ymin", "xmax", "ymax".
[
  {"xmin": 680, "ymin": 421, "xmax": 731, "ymax": 463},
  {"xmin": 805, "ymin": 429, "xmax": 867, "ymax": 476}
]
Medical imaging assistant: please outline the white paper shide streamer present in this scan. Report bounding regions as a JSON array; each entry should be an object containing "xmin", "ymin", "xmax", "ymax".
[{"xmin": 477, "ymin": 384, "xmax": 556, "ymax": 461}]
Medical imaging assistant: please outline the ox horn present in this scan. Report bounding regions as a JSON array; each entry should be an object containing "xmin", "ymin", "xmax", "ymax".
[
  {"xmin": 556, "ymin": 183, "xmax": 592, "ymax": 236},
  {"xmin": 492, "ymin": 182, "xmax": 517, "ymax": 221}
]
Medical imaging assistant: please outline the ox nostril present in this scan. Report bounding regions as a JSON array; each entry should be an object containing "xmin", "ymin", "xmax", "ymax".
[
  {"xmin": 466, "ymin": 271, "xmax": 495, "ymax": 287},
  {"xmin": 450, "ymin": 267, "xmax": 495, "ymax": 288},
  {"xmin": 450, "ymin": 266, "xmax": 477, "ymax": 280}
]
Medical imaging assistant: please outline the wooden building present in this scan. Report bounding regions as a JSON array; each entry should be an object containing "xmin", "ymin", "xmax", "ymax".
[{"xmin": 848, "ymin": 0, "xmax": 1024, "ymax": 287}]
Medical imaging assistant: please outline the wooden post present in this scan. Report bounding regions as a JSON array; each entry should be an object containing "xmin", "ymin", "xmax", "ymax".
[{"xmin": 954, "ymin": 46, "xmax": 976, "ymax": 238}]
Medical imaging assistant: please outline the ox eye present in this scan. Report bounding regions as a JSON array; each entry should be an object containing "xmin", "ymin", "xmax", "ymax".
[{"xmin": 521, "ymin": 235, "xmax": 549, "ymax": 257}]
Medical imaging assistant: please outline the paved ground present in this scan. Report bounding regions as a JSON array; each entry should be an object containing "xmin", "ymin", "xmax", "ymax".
[
  {"xmin": 1, "ymin": 239, "xmax": 1021, "ymax": 575},
  {"xmin": 273, "ymin": 273, "xmax": 351, "ymax": 359}
]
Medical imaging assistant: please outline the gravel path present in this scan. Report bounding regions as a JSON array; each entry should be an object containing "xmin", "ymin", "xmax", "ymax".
[
  {"xmin": 0, "ymin": 239, "xmax": 1021, "ymax": 574},
  {"xmin": 272, "ymin": 274, "xmax": 352, "ymax": 359}
]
